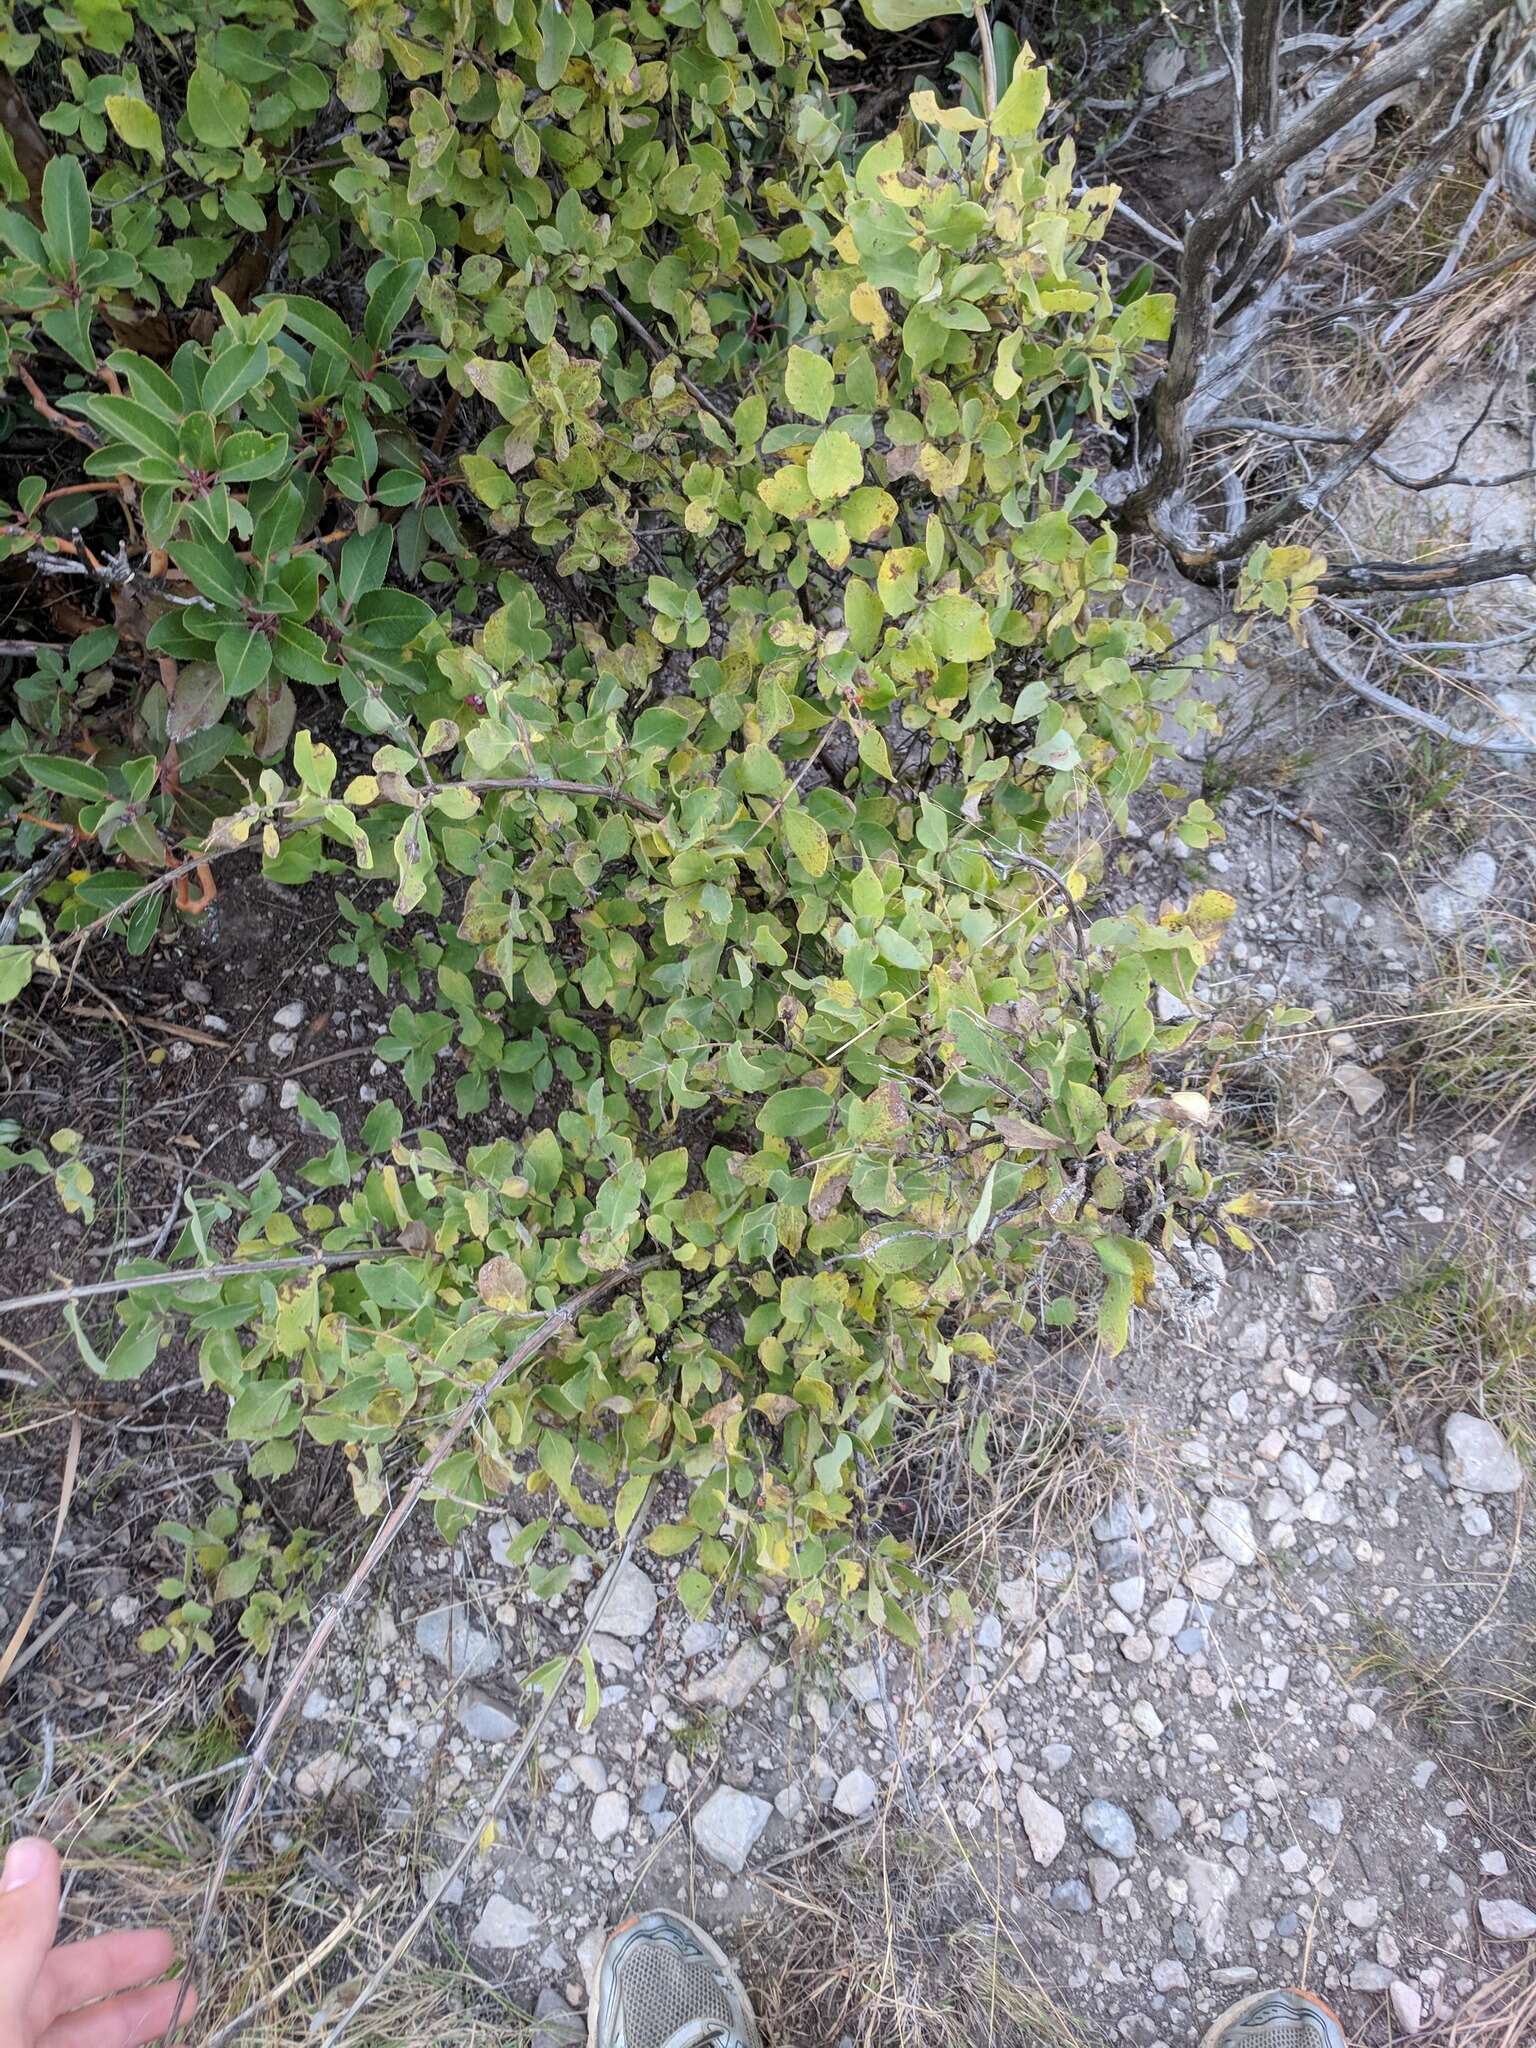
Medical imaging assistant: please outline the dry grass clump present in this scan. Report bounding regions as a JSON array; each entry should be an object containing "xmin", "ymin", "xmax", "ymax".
[
  {"xmin": 1421, "ymin": 1949, "xmax": 1536, "ymax": 2048},
  {"xmin": 1357, "ymin": 727, "xmax": 1478, "ymax": 864},
  {"xmin": 0, "ymin": 1694, "xmax": 530, "ymax": 2048},
  {"xmin": 745, "ymin": 1819, "xmax": 1101, "ymax": 2048},
  {"xmin": 1348, "ymin": 1619, "xmax": 1536, "ymax": 1761},
  {"xmin": 1356, "ymin": 1237, "xmax": 1536, "ymax": 1469},
  {"xmin": 1202, "ymin": 1019, "xmax": 1340, "ymax": 1228},
  {"xmin": 873, "ymin": 1331, "xmax": 1149, "ymax": 1596},
  {"xmin": 1386, "ymin": 932, "xmax": 1536, "ymax": 1130}
]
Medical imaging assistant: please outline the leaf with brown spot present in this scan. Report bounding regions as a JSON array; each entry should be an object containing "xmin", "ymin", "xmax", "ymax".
[
  {"xmin": 994, "ymin": 1114, "xmax": 1065, "ymax": 1151},
  {"xmin": 247, "ymin": 678, "xmax": 295, "ymax": 759},
  {"xmin": 808, "ymin": 1165, "xmax": 849, "ymax": 1223},
  {"xmin": 476, "ymin": 1254, "xmax": 527, "ymax": 1311}
]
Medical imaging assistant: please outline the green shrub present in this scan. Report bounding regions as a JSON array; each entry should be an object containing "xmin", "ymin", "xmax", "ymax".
[
  {"xmin": 141, "ymin": 1472, "xmax": 326, "ymax": 1665},
  {"xmin": 0, "ymin": 10, "xmax": 1277, "ymax": 1636}
]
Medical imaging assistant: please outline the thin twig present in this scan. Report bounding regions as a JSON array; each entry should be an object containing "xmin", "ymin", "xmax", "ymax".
[
  {"xmin": 590, "ymin": 286, "xmax": 731, "ymax": 424},
  {"xmin": 1303, "ymin": 616, "xmax": 1536, "ymax": 756},
  {"xmin": 0, "ymin": 1250, "xmax": 376, "ymax": 1319},
  {"xmin": 973, "ymin": 0, "xmax": 997, "ymax": 120}
]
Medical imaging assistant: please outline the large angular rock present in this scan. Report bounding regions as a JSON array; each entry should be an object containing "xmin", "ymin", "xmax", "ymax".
[
  {"xmin": 457, "ymin": 1688, "xmax": 519, "ymax": 1742},
  {"xmin": 693, "ymin": 1787, "xmax": 773, "ymax": 1873},
  {"xmin": 472, "ymin": 1895, "xmax": 541, "ymax": 1951},
  {"xmin": 1016, "ymin": 1784, "xmax": 1066, "ymax": 1866},
  {"xmin": 1418, "ymin": 848, "xmax": 1498, "ymax": 936},
  {"xmin": 294, "ymin": 1749, "xmax": 370, "ymax": 1800},
  {"xmin": 1479, "ymin": 1897, "xmax": 1536, "ymax": 1940},
  {"xmin": 1081, "ymin": 1799, "xmax": 1137, "ymax": 1861},
  {"xmin": 1184, "ymin": 1854, "xmax": 1239, "ymax": 1956},
  {"xmin": 1443, "ymin": 1414, "xmax": 1522, "ymax": 1495},
  {"xmin": 833, "ymin": 1767, "xmax": 879, "ymax": 1819},
  {"xmin": 583, "ymin": 1561, "xmax": 658, "ymax": 1640},
  {"xmin": 415, "ymin": 1603, "xmax": 501, "ymax": 1680},
  {"xmin": 590, "ymin": 1790, "xmax": 630, "ymax": 1846},
  {"xmin": 1202, "ymin": 1499, "xmax": 1259, "ymax": 1567},
  {"xmin": 685, "ymin": 1641, "xmax": 771, "ymax": 1709}
]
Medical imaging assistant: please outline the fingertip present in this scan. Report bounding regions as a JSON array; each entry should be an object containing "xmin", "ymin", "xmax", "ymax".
[
  {"xmin": 1, "ymin": 1835, "xmax": 60, "ymax": 1895},
  {"xmin": 0, "ymin": 1835, "xmax": 62, "ymax": 1987}
]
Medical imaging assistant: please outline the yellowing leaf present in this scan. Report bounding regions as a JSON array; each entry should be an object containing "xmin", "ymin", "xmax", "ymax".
[
  {"xmin": 842, "ymin": 486, "xmax": 897, "ymax": 543},
  {"xmin": 917, "ymin": 443, "xmax": 970, "ymax": 496},
  {"xmin": 757, "ymin": 463, "xmax": 812, "ymax": 518},
  {"xmin": 909, "ymin": 88, "xmax": 985, "ymax": 133},
  {"xmin": 783, "ymin": 805, "xmax": 830, "ymax": 877},
  {"xmin": 807, "ymin": 515, "xmax": 850, "ymax": 567},
  {"xmin": 476, "ymin": 1254, "xmax": 528, "ymax": 1310},
  {"xmin": 104, "ymin": 94, "xmax": 164, "ymax": 161},
  {"xmin": 806, "ymin": 427, "xmax": 862, "ymax": 503},
  {"xmin": 849, "ymin": 280, "xmax": 890, "ymax": 340},
  {"xmin": 925, "ymin": 594, "xmax": 994, "ymax": 663},
  {"xmin": 994, "ymin": 331, "xmax": 1023, "ymax": 400},
  {"xmin": 857, "ymin": 727, "xmax": 892, "ymax": 778},
  {"xmin": 784, "ymin": 345, "xmax": 834, "ymax": 423}
]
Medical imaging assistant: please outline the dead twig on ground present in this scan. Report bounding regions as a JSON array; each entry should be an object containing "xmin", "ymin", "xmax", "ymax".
[{"xmin": 0, "ymin": 1416, "xmax": 80, "ymax": 1689}]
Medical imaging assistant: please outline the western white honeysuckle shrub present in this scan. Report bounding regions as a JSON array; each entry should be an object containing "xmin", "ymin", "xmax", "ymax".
[{"xmin": 3, "ymin": 38, "xmax": 1272, "ymax": 1639}]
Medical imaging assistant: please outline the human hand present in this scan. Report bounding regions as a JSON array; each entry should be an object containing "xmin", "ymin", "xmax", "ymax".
[{"xmin": 0, "ymin": 1837, "xmax": 195, "ymax": 2048}]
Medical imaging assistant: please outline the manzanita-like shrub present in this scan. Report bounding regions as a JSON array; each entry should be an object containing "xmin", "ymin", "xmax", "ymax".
[{"xmin": 0, "ymin": 5, "xmax": 1288, "ymax": 1637}]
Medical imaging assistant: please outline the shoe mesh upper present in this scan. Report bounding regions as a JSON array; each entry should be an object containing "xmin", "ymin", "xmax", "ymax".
[
  {"xmin": 1226, "ymin": 1995, "xmax": 1340, "ymax": 2048},
  {"xmin": 616, "ymin": 1936, "xmax": 736, "ymax": 2048},
  {"xmin": 1242, "ymin": 2026, "xmax": 1314, "ymax": 2048}
]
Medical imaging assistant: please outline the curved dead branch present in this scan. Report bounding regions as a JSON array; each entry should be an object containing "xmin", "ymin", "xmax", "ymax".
[
  {"xmin": 1117, "ymin": 0, "xmax": 1516, "ymax": 544},
  {"xmin": 1317, "ymin": 543, "xmax": 1536, "ymax": 597}
]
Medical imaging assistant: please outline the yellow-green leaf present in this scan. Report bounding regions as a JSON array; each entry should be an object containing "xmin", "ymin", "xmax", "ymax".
[
  {"xmin": 993, "ymin": 56, "xmax": 1049, "ymax": 140},
  {"xmin": 783, "ymin": 805, "xmax": 830, "ymax": 877},
  {"xmin": 757, "ymin": 463, "xmax": 812, "ymax": 518},
  {"xmin": 926, "ymin": 594, "xmax": 994, "ymax": 663},
  {"xmin": 857, "ymin": 0, "xmax": 965, "ymax": 29},
  {"xmin": 104, "ymin": 94, "xmax": 164, "ymax": 162},
  {"xmin": 784, "ymin": 346, "xmax": 834, "ymax": 424},
  {"xmin": 806, "ymin": 427, "xmax": 862, "ymax": 503}
]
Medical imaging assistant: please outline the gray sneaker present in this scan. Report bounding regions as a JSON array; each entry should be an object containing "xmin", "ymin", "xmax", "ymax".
[
  {"xmin": 588, "ymin": 1909, "xmax": 761, "ymax": 2048},
  {"xmin": 1199, "ymin": 1988, "xmax": 1349, "ymax": 2048}
]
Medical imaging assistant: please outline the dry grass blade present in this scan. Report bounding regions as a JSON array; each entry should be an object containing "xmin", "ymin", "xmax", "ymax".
[
  {"xmin": 1383, "ymin": 927, "xmax": 1536, "ymax": 1130},
  {"xmin": 1357, "ymin": 1235, "xmax": 1536, "ymax": 1467},
  {"xmin": 0, "ymin": 1414, "xmax": 80, "ymax": 1689},
  {"xmin": 1421, "ymin": 1948, "xmax": 1536, "ymax": 2046},
  {"xmin": 202, "ymin": 1886, "xmax": 383, "ymax": 2048}
]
